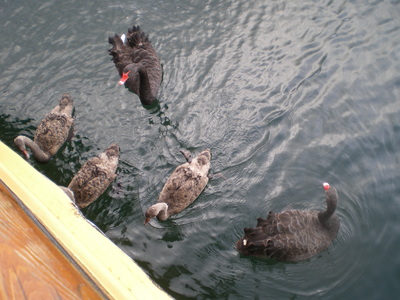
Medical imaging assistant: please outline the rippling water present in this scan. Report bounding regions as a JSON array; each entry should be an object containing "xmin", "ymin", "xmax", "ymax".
[{"xmin": 1, "ymin": 0, "xmax": 400, "ymax": 299}]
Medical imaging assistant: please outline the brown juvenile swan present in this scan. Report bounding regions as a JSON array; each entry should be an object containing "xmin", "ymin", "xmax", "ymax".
[
  {"xmin": 67, "ymin": 144, "xmax": 120, "ymax": 209},
  {"xmin": 108, "ymin": 25, "xmax": 162, "ymax": 106},
  {"xmin": 145, "ymin": 149, "xmax": 211, "ymax": 224},
  {"xmin": 14, "ymin": 93, "xmax": 74, "ymax": 163},
  {"xmin": 236, "ymin": 182, "xmax": 340, "ymax": 262}
]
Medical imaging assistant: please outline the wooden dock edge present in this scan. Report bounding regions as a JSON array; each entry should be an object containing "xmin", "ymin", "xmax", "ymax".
[{"xmin": 0, "ymin": 141, "xmax": 172, "ymax": 300}]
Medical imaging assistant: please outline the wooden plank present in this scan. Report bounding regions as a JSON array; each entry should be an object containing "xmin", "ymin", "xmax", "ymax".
[
  {"xmin": 0, "ymin": 141, "xmax": 172, "ymax": 299},
  {"xmin": 0, "ymin": 184, "xmax": 104, "ymax": 300}
]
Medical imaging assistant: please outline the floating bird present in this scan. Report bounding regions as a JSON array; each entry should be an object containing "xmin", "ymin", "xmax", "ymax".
[
  {"xmin": 67, "ymin": 144, "xmax": 120, "ymax": 209},
  {"xmin": 145, "ymin": 149, "xmax": 212, "ymax": 224},
  {"xmin": 236, "ymin": 182, "xmax": 340, "ymax": 262},
  {"xmin": 108, "ymin": 25, "xmax": 162, "ymax": 106},
  {"xmin": 14, "ymin": 93, "xmax": 74, "ymax": 163}
]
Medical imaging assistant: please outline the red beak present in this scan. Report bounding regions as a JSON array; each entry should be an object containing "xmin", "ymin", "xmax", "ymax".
[
  {"xmin": 118, "ymin": 70, "xmax": 131, "ymax": 85},
  {"xmin": 22, "ymin": 149, "xmax": 30, "ymax": 159}
]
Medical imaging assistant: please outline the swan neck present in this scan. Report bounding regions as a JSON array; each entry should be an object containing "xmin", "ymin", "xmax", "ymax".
[
  {"xmin": 155, "ymin": 202, "xmax": 169, "ymax": 221},
  {"xmin": 137, "ymin": 66, "xmax": 155, "ymax": 105},
  {"xmin": 18, "ymin": 136, "xmax": 50, "ymax": 163},
  {"xmin": 318, "ymin": 193, "xmax": 337, "ymax": 224}
]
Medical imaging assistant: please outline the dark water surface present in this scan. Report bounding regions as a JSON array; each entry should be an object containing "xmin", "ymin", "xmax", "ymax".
[{"xmin": 1, "ymin": 0, "xmax": 400, "ymax": 299}]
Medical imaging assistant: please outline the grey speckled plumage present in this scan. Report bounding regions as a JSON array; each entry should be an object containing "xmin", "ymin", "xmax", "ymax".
[
  {"xmin": 67, "ymin": 144, "xmax": 120, "ymax": 209},
  {"xmin": 236, "ymin": 183, "xmax": 340, "ymax": 262},
  {"xmin": 108, "ymin": 25, "xmax": 162, "ymax": 106},
  {"xmin": 14, "ymin": 93, "xmax": 74, "ymax": 163},
  {"xmin": 145, "ymin": 149, "xmax": 211, "ymax": 224}
]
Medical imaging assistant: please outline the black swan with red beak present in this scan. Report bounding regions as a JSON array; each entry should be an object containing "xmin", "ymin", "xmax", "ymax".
[
  {"xmin": 108, "ymin": 25, "xmax": 162, "ymax": 106},
  {"xmin": 236, "ymin": 183, "xmax": 340, "ymax": 262}
]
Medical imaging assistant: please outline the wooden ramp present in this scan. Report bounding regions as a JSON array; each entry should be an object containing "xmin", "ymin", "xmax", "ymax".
[{"xmin": 0, "ymin": 141, "xmax": 172, "ymax": 300}]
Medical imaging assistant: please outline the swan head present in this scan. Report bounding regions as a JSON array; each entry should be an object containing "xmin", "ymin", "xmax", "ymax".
[
  {"xmin": 323, "ymin": 182, "xmax": 338, "ymax": 207},
  {"xmin": 323, "ymin": 182, "xmax": 338, "ymax": 205},
  {"xmin": 58, "ymin": 186, "xmax": 75, "ymax": 201},
  {"xmin": 14, "ymin": 136, "xmax": 30, "ymax": 159},
  {"xmin": 144, "ymin": 202, "xmax": 169, "ymax": 224},
  {"xmin": 118, "ymin": 64, "xmax": 142, "ymax": 86},
  {"xmin": 197, "ymin": 148, "xmax": 211, "ymax": 166},
  {"xmin": 59, "ymin": 93, "xmax": 73, "ymax": 108},
  {"xmin": 118, "ymin": 70, "xmax": 131, "ymax": 85},
  {"xmin": 105, "ymin": 143, "xmax": 120, "ymax": 158}
]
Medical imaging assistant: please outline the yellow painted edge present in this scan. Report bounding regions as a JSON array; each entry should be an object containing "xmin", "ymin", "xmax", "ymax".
[{"xmin": 0, "ymin": 141, "xmax": 172, "ymax": 300}]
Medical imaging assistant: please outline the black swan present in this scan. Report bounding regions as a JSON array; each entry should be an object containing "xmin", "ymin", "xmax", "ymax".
[
  {"xmin": 236, "ymin": 182, "xmax": 340, "ymax": 262},
  {"xmin": 66, "ymin": 144, "xmax": 120, "ymax": 209},
  {"xmin": 108, "ymin": 25, "xmax": 162, "ymax": 106},
  {"xmin": 145, "ymin": 149, "xmax": 212, "ymax": 224},
  {"xmin": 14, "ymin": 93, "xmax": 74, "ymax": 163}
]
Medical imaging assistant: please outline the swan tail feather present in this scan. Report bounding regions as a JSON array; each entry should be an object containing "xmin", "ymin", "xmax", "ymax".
[
  {"xmin": 126, "ymin": 25, "xmax": 150, "ymax": 48},
  {"xmin": 108, "ymin": 34, "xmax": 130, "ymax": 71},
  {"xmin": 108, "ymin": 34, "xmax": 124, "ymax": 54}
]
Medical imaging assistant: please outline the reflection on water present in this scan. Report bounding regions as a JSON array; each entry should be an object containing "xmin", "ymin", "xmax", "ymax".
[{"xmin": 1, "ymin": 0, "xmax": 400, "ymax": 299}]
